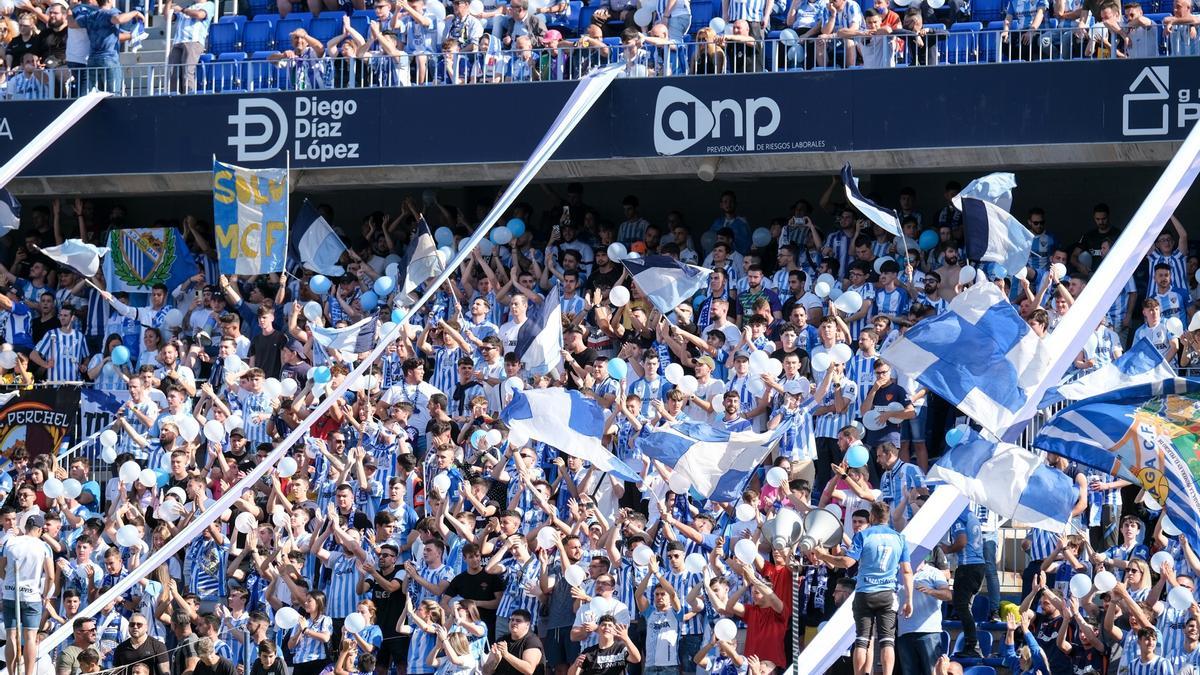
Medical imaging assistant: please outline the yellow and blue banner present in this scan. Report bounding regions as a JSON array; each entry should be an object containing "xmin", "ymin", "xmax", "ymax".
[{"xmin": 212, "ymin": 159, "xmax": 289, "ymax": 275}]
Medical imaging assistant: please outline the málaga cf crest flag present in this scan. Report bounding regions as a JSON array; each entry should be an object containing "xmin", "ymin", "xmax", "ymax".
[{"xmin": 105, "ymin": 228, "xmax": 197, "ymax": 294}]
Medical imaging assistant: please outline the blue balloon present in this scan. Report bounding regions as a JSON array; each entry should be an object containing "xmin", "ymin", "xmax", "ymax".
[
  {"xmin": 918, "ymin": 230, "xmax": 939, "ymax": 251},
  {"xmin": 470, "ymin": 430, "xmax": 486, "ymax": 448},
  {"xmin": 845, "ymin": 444, "xmax": 869, "ymax": 469},
  {"xmin": 312, "ymin": 366, "xmax": 332, "ymax": 384},
  {"xmin": 359, "ymin": 291, "xmax": 378, "ymax": 311},
  {"xmin": 507, "ymin": 218, "xmax": 526, "ymax": 237},
  {"xmin": 946, "ymin": 426, "xmax": 967, "ymax": 447},
  {"xmin": 111, "ymin": 345, "xmax": 130, "ymax": 366},
  {"xmin": 153, "ymin": 468, "xmax": 170, "ymax": 488},
  {"xmin": 310, "ymin": 274, "xmax": 332, "ymax": 295},
  {"xmin": 392, "ymin": 309, "xmax": 406, "ymax": 324},
  {"xmin": 373, "ymin": 276, "xmax": 395, "ymax": 297},
  {"xmin": 434, "ymin": 227, "xmax": 454, "ymax": 247},
  {"xmin": 607, "ymin": 358, "xmax": 628, "ymax": 381},
  {"xmin": 987, "ymin": 263, "xmax": 1008, "ymax": 281}
]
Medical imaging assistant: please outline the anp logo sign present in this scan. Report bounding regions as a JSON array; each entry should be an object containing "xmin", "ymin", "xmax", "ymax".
[
  {"xmin": 228, "ymin": 98, "xmax": 288, "ymax": 162},
  {"xmin": 653, "ymin": 85, "xmax": 781, "ymax": 155}
]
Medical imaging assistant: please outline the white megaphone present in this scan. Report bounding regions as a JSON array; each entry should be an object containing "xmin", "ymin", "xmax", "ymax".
[
  {"xmin": 799, "ymin": 508, "xmax": 844, "ymax": 553},
  {"xmin": 762, "ymin": 508, "xmax": 805, "ymax": 551}
]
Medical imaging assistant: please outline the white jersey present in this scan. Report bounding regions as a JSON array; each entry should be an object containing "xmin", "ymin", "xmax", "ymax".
[{"xmin": 2, "ymin": 534, "xmax": 53, "ymax": 602}]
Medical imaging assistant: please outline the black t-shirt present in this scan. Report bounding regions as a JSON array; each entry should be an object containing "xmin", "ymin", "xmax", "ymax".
[
  {"xmin": 584, "ymin": 266, "xmax": 622, "ymax": 292},
  {"xmin": 7, "ymin": 32, "xmax": 45, "ymax": 65},
  {"xmin": 250, "ymin": 657, "xmax": 291, "ymax": 675},
  {"xmin": 112, "ymin": 637, "xmax": 170, "ymax": 675},
  {"xmin": 446, "ymin": 569, "xmax": 505, "ymax": 634},
  {"xmin": 495, "ymin": 633, "xmax": 545, "ymax": 675},
  {"xmin": 249, "ymin": 330, "xmax": 287, "ymax": 379},
  {"xmin": 366, "ymin": 565, "xmax": 406, "ymax": 635},
  {"xmin": 578, "ymin": 643, "xmax": 630, "ymax": 675},
  {"xmin": 195, "ymin": 656, "xmax": 238, "ymax": 675},
  {"xmin": 41, "ymin": 25, "xmax": 67, "ymax": 63},
  {"xmin": 567, "ymin": 347, "xmax": 598, "ymax": 369},
  {"xmin": 171, "ymin": 634, "xmax": 200, "ymax": 675},
  {"xmin": 32, "ymin": 315, "xmax": 57, "ymax": 344}
]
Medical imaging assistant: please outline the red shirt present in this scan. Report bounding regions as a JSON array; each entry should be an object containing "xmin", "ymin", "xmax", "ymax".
[{"xmin": 743, "ymin": 602, "xmax": 788, "ymax": 665}]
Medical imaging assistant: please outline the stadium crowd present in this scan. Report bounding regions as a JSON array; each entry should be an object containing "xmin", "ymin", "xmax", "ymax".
[{"xmin": 0, "ymin": 177, "xmax": 1199, "ymax": 675}]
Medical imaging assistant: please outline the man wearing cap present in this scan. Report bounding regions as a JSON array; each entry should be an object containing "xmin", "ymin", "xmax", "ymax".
[
  {"xmin": 1, "ymin": 513, "xmax": 55, "ymax": 675},
  {"xmin": 0, "ymin": 284, "xmax": 36, "ymax": 355},
  {"xmin": 681, "ymin": 355, "xmax": 725, "ymax": 423}
]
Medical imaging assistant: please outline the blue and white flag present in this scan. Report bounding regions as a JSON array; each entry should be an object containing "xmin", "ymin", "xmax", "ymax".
[
  {"xmin": 0, "ymin": 188, "xmax": 20, "ymax": 232},
  {"xmin": 290, "ymin": 199, "xmax": 347, "ymax": 277},
  {"xmin": 105, "ymin": 228, "xmax": 197, "ymax": 295},
  {"xmin": 515, "ymin": 285, "xmax": 562, "ymax": 376},
  {"xmin": 1040, "ymin": 337, "xmax": 1177, "ymax": 408},
  {"xmin": 842, "ymin": 164, "xmax": 902, "ymax": 237},
  {"xmin": 954, "ymin": 193, "xmax": 1035, "ymax": 275},
  {"xmin": 311, "ymin": 316, "xmax": 377, "ymax": 363},
  {"xmin": 881, "ymin": 282, "xmax": 1050, "ymax": 435},
  {"xmin": 400, "ymin": 216, "xmax": 445, "ymax": 301},
  {"xmin": 621, "ymin": 255, "xmax": 712, "ymax": 317},
  {"xmin": 41, "ymin": 239, "xmax": 108, "ymax": 277},
  {"xmin": 957, "ymin": 172, "xmax": 1017, "ymax": 213},
  {"xmin": 928, "ymin": 434, "xmax": 1077, "ymax": 532},
  {"xmin": 636, "ymin": 422, "xmax": 783, "ymax": 502},
  {"xmin": 500, "ymin": 388, "xmax": 640, "ymax": 483},
  {"xmin": 212, "ymin": 160, "xmax": 289, "ymax": 276}
]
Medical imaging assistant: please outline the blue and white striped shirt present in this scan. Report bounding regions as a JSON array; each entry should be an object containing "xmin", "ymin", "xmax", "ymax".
[
  {"xmin": 291, "ymin": 614, "xmax": 333, "ymax": 663},
  {"xmin": 658, "ymin": 569, "xmax": 704, "ymax": 634},
  {"xmin": 844, "ymin": 283, "xmax": 876, "ymax": 340},
  {"xmin": 407, "ymin": 625, "xmax": 438, "ymax": 675},
  {"xmin": 814, "ymin": 378, "xmax": 857, "ymax": 439},
  {"xmin": 496, "ymin": 556, "xmax": 543, "ymax": 625},
  {"xmin": 844, "ymin": 353, "xmax": 876, "ymax": 418},
  {"xmin": 36, "ymin": 328, "xmax": 89, "ymax": 382},
  {"xmin": 775, "ymin": 396, "xmax": 818, "ymax": 462},
  {"xmin": 430, "ymin": 345, "xmax": 461, "ymax": 396},
  {"xmin": 872, "ymin": 287, "xmax": 910, "ymax": 320},
  {"xmin": 237, "ymin": 390, "xmax": 274, "ymax": 447},
  {"xmin": 1159, "ymin": 604, "xmax": 1190, "ymax": 660},
  {"xmin": 184, "ymin": 538, "xmax": 227, "ymax": 602},
  {"xmin": 1024, "ymin": 528, "xmax": 1060, "ymax": 561},
  {"xmin": 1148, "ymin": 250, "xmax": 1189, "ymax": 299},
  {"xmin": 322, "ymin": 551, "xmax": 366, "ymax": 618},
  {"xmin": 1106, "ymin": 277, "xmax": 1138, "ymax": 328}
]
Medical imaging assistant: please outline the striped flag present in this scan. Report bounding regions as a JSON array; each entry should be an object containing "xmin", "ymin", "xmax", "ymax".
[
  {"xmin": 514, "ymin": 285, "xmax": 562, "ymax": 376},
  {"xmin": 954, "ymin": 193, "xmax": 1034, "ymax": 274},
  {"xmin": 842, "ymin": 164, "xmax": 902, "ymax": 237},
  {"xmin": 620, "ymin": 255, "xmax": 712, "ymax": 317},
  {"xmin": 400, "ymin": 216, "xmax": 445, "ymax": 302},
  {"xmin": 311, "ymin": 316, "xmax": 376, "ymax": 363},
  {"xmin": 1040, "ymin": 337, "xmax": 1177, "ymax": 408},
  {"xmin": 0, "ymin": 188, "xmax": 20, "ymax": 232},
  {"xmin": 290, "ymin": 199, "xmax": 347, "ymax": 277},
  {"xmin": 636, "ymin": 422, "xmax": 783, "ymax": 501},
  {"xmin": 957, "ymin": 172, "xmax": 1017, "ymax": 212},
  {"xmin": 500, "ymin": 388, "xmax": 640, "ymax": 482}
]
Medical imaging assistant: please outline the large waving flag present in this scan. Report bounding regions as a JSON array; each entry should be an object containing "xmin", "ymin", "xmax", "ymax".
[
  {"xmin": 842, "ymin": 163, "xmax": 902, "ymax": 237},
  {"xmin": 953, "ymin": 190, "xmax": 1035, "ymax": 274},
  {"xmin": 0, "ymin": 188, "xmax": 20, "ymax": 232},
  {"xmin": 212, "ymin": 160, "xmax": 289, "ymax": 275},
  {"xmin": 311, "ymin": 316, "xmax": 377, "ymax": 363},
  {"xmin": 881, "ymin": 282, "xmax": 1050, "ymax": 435},
  {"xmin": 636, "ymin": 422, "xmax": 783, "ymax": 501},
  {"xmin": 929, "ymin": 433, "xmax": 1077, "ymax": 532},
  {"xmin": 41, "ymin": 239, "xmax": 108, "ymax": 277},
  {"xmin": 500, "ymin": 388, "xmax": 640, "ymax": 482},
  {"xmin": 621, "ymin": 255, "xmax": 712, "ymax": 317},
  {"xmin": 400, "ymin": 216, "xmax": 445, "ymax": 301},
  {"xmin": 1034, "ymin": 378, "xmax": 1200, "ymax": 552},
  {"xmin": 290, "ymin": 199, "xmax": 347, "ymax": 277},
  {"xmin": 515, "ymin": 285, "xmax": 562, "ymax": 375},
  {"xmin": 957, "ymin": 172, "xmax": 1017, "ymax": 212},
  {"xmin": 1040, "ymin": 337, "xmax": 1177, "ymax": 408},
  {"xmin": 105, "ymin": 228, "xmax": 196, "ymax": 294}
]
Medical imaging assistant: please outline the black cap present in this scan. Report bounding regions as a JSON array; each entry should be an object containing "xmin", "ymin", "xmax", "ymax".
[{"xmin": 25, "ymin": 513, "xmax": 45, "ymax": 529}]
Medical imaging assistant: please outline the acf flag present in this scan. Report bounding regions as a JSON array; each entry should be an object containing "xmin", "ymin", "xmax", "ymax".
[
  {"xmin": 0, "ymin": 386, "xmax": 81, "ymax": 457},
  {"xmin": 212, "ymin": 159, "xmax": 289, "ymax": 275}
]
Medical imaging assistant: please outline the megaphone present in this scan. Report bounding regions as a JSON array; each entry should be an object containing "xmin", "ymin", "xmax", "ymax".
[
  {"xmin": 799, "ymin": 508, "xmax": 844, "ymax": 552},
  {"xmin": 762, "ymin": 508, "xmax": 804, "ymax": 550},
  {"xmin": 196, "ymin": 331, "xmax": 213, "ymax": 348}
]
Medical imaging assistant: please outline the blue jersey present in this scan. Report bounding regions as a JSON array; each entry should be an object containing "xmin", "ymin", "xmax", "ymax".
[
  {"xmin": 35, "ymin": 328, "xmax": 89, "ymax": 382},
  {"xmin": 872, "ymin": 286, "xmax": 910, "ymax": 320},
  {"xmin": 1148, "ymin": 286, "xmax": 1190, "ymax": 322},
  {"xmin": 949, "ymin": 509, "xmax": 984, "ymax": 565},
  {"xmin": 1, "ymin": 301, "xmax": 34, "ymax": 349},
  {"xmin": 291, "ymin": 614, "xmax": 333, "ymax": 663},
  {"xmin": 848, "ymin": 524, "xmax": 910, "ymax": 594},
  {"xmin": 1148, "ymin": 250, "xmax": 1189, "ymax": 297}
]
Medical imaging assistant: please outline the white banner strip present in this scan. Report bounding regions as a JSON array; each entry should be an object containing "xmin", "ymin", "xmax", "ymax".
[
  {"xmin": 37, "ymin": 66, "xmax": 621, "ymax": 660},
  {"xmin": 0, "ymin": 92, "xmax": 110, "ymax": 189}
]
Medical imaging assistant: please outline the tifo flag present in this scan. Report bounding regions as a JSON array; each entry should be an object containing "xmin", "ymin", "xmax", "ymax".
[
  {"xmin": 929, "ymin": 434, "xmax": 1076, "ymax": 532},
  {"xmin": 636, "ymin": 422, "xmax": 783, "ymax": 501},
  {"xmin": 621, "ymin": 255, "xmax": 712, "ymax": 317},
  {"xmin": 105, "ymin": 228, "xmax": 196, "ymax": 294},
  {"xmin": 957, "ymin": 172, "xmax": 1017, "ymax": 212},
  {"xmin": 515, "ymin": 285, "xmax": 563, "ymax": 376},
  {"xmin": 1040, "ymin": 337, "xmax": 1177, "ymax": 408},
  {"xmin": 41, "ymin": 239, "xmax": 108, "ymax": 277},
  {"xmin": 1034, "ymin": 378, "xmax": 1200, "ymax": 552},
  {"xmin": 212, "ymin": 160, "xmax": 289, "ymax": 276},
  {"xmin": 881, "ymin": 282, "xmax": 1049, "ymax": 435},
  {"xmin": 500, "ymin": 388, "xmax": 640, "ymax": 483},
  {"xmin": 311, "ymin": 316, "xmax": 377, "ymax": 363},
  {"xmin": 0, "ymin": 188, "xmax": 20, "ymax": 232},
  {"xmin": 400, "ymin": 216, "xmax": 445, "ymax": 301},
  {"xmin": 955, "ymin": 194, "xmax": 1035, "ymax": 274},
  {"xmin": 842, "ymin": 164, "xmax": 902, "ymax": 237},
  {"xmin": 290, "ymin": 199, "xmax": 347, "ymax": 277}
]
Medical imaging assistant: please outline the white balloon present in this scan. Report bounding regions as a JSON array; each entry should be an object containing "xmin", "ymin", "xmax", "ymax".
[
  {"xmin": 507, "ymin": 427, "xmax": 530, "ymax": 449},
  {"xmin": 485, "ymin": 429, "xmax": 503, "ymax": 447},
  {"xmin": 563, "ymin": 564, "xmax": 586, "ymax": 587},
  {"xmin": 1051, "ymin": 262, "xmax": 1068, "ymax": 280},
  {"xmin": 734, "ymin": 538, "xmax": 758, "ymax": 566},
  {"xmin": 0, "ymin": 350, "xmax": 15, "ymax": 369},
  {"xmin": 469, "ymin": 0, "xmax": 482, "ymax": 12},
  {"xmin": 833, "ymin": 290, "xmax": 863, "ymax": 315},
  {"xmin": 684, "ymin": 552, "xmax": 707, "ymax": 574},
  {"xmin": 204, "ymin": 420, "xmax": 226, "ymax": 444},
  {"xmin": 115, "ymin": 524, "xmax": 141, "ymax": 548},
  {"xmin": 224, "ymin": 415, "xmax": 244, "ymax": 433},
  {"xmin": 428, "ymin": 0, "xmax": 446, "ymax": 19},
  {"xmin": 119, "ymin": 461, "xmax": 141, "ymax": 485},
  {"xmin": 537, "ymin": 527, "xmax": 558, "ymax": 550},
  {"xmin": 735, "ymin": 503, "xmax": 757, "ymax": 522},
  {"xmin": 263, "ymin": 378, "xmax": 282, "ymax": 399},
  {"xmin": 609, "ymin": 285, "xmax": 631, "ymax": 307},
  {"xmin": 62, "ymin": 478, "xmax": 83, "ymax": 500},
  {"xmin": 275, "ymin": 607, "xmax": 302, "ymax": 630},
  {"xmin": 813, "ymin": 281, "xmax": 831, "ymax": 299},
  {"xmin": 830, "ymin": 343, "xmax": 853, "ymax": 365},
  {"xmin": 157, "ymin": 501, "xmax": 183, "ymax": 522},
  {"xmin": 278, "ymin": 457, "xmax": 299, "ymax": 478},
  {"xmin": 766, "ymin": 359, "xmax": 783, "ymax": 377},
  {"xmin": 43, "ymin": 478, "xmax": 64, "ymax": 499},
  {"xmin": 100, "ymin": 429, "xmax": 119, "ymax": 449},
  {"xmin": 101, "ymin": 445, "xmax": 118, "ymax": 464},
  {"xmin": 664, "ymin": 363, "xmax": 685, "ymax": 385},
  {"xmin": 138, "ymin": 469, "xmax": 158, "ymax": 488},
  {"xmin": 1093, "ymin": 570, "xmax": 1118, "ymax": 594},
  {"xmin": 607, "ymin": 243, "xmax": 627, "ymax": 262},
  {"xmin": 959, "ymin": 266, "xmax": 977, "ymax": 285},
  {"xmin": 668, "ymin": 471, "xmax": 691, "ymax": 494},
  {"xmin": 432, "ymin": 472, "xmax": 452, "ymax": 495},
  {"xmin": 766, "ymin": 466, "xmax": 788, "ymax": 488},
  {"xmin": 1170, "ymin": 585, "xmax": 1195, "ymax": 612},
  {"xmin": 164, "ymin": 308, "xmax": 183, "ymax": 328},
  {"xmin": 1164, "ymin": 515, "xmax": 1183, "ymax": 537},
  {"xmin": 235, "ymin": 512, "xmax": 257, "ymax": 534},
  {"xmin": 281, "ymin": 378, "xmax": 299, "ymax": 396},
  {"xmin": 714, "ymin": 618, "xmax": 737, "ymax": 642},
  {"xmin": 747, "ymin": 376, "xmax": 767, "ymax": 397},
  {"xmin": 828, "ymin": 286, "xmax": 843, "ymax": 301},
  {"xmin": 344, "ymin": 612, "xmax": 368, "ymax": 634},
  {"xmin": 812, "ymin": 352, "xmax": 831, "ymax": 372},
  {"xmin": 678, "ymin": 375, "xmax": 698, "ymax": 396},
  {"xmin": 1165, "ymin": 317, "xmax": 1184, "ymax": 339},
  {"xmin": 1152, "ymin": 550, "xmax": 1175, "ymax": 573},
  {"xmin": 632, "ymin": 545, "xmax": 654, "ymax": 567},
  {"xmin": 177, "ymin": 417, "xmax": 200, "ymax": 443},
  {"xmin": 505, "ymin": 376, "xmax": 525, "ymax": 392},
  {"xmin": 749, "ymin": 350, "xmax": 771, "ymax": 373},
  {"xmin": 1069, "ymin": 573, "xmax": 1092, "ymax": 598},
  {"xmin": 273, "ymin": 509, "xmax": 291, "ymax": 529}
]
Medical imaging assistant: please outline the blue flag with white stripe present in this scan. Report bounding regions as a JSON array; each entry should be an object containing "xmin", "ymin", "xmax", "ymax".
[
  {"xmin": 514, "ymin": 285, "xmax": 562, "ymax": 376},
  {"xmin": 842, "ymin": 164, "xmax": 902, "ymax": 237},
  {"xmin": 290, "ymin": 199, "xmax": 347, "ymax": 277},
  {"xmin": 635, "ymin": 421, "xmax": 783, "ymax": 501},
  {"xmin": 954, "ymin": 193, "xmax": 1035, "ymax": 275},
  {"xmin": 500, "ymin": 388, "xmax": 640, "ymax": 483},
  {"xmin": 620, "ymin": 255, "xmax": 712, "ymax": 317},
  {"xmin": 957, "ymin": 172, "xmax": 1017, "ymax": 213},
  {"xmin": 311, "ymin": 316, "xmax": 376, "ymax": 364},
  {"xmin": 881, "ymin": 282, "xmax": 1050, "ymax": 435},
  {"xmin": 0, "ymin": 188, "xmax": 20, "ymax": 232},
  {"xmin": 1040, "ymin": 337, "xmax": 1177, "ymax": 408},
  {"xmin": 212, "ymin": 160, "xmax": 289, "ymax": 275},
  {"xmin": 929, "ymin": 432, "xmax": 1077, "ymax": 532}
]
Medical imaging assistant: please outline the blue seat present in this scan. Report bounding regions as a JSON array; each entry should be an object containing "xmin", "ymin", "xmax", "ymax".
[
  {"xmin": 275, "ymin": 16, "xmax": 309, "ymax": 46},
  {"xmin": 349, "ymin": 12, "xmax": 370, "ymax": 37},
  {"xmin": 308, "ymin": 15, "xmax": 340, "ymax": 42},
  {"xmin": 691, "ymin": 0, "xmax": 714, "ymax": 33},
  {"xmin": 547, "ymin": 0, "xmax": 583, "ymax": 35},
  {"xmin": 207, "ymin": 21, "xmax": 241, "ymax": 56},
  {"xmin": 947, "ymin": 21, "xmax": 981, "ymax": 63},
  {"xmin": 577, "ymin": 3, "xmax": 599, "ymax": 33},
  {"xmin": 214, "ymin": 52, "xmax": 247, "ymax": 92},
  {"xmin": 218, "ymin": 15, "xmax": 247, "ymax": 29},
  {"xmin": 243, "ymin": 18, "xmax": 275, "ymax": 51},
  {"xmin": 196, "ymin": 52, "xmax": 216, "ymax": 92},
  {"xmin": 247, "ymin": 0, "xmax": 274, "ymax": 16},
  {"xmin": 247, "ymin": 51, "xmax": 279, "ymax": 90},
  {"xmin": 971, "ymin": 0, "xmax": 1004, "ymax": 22},
  {"xmin": 952, "ymin": 630, "xmax": 994, "ymax": 660},
  {"xmin": 978, "ymin": 25, "xmax": 1003, "ymax": 62}
]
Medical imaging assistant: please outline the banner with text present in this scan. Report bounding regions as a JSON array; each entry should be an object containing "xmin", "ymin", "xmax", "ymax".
[
  {"xmin": 213, "ymin": 160, "xmax": 289, "ymax": 275},
  {"xmin": 0, "ymin": 386, "xmax": 81, "ymax": 458}
]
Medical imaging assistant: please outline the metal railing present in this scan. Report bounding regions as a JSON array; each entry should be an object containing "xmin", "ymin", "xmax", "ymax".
[{"xmin": 3, "ymin": 24, "xmax": 1199, "ymax": 100}]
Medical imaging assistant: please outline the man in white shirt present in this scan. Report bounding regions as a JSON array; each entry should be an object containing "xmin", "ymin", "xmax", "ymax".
[{"xmin": 1, "ymin": 513, "xmax": 56, "ymax": 675}]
